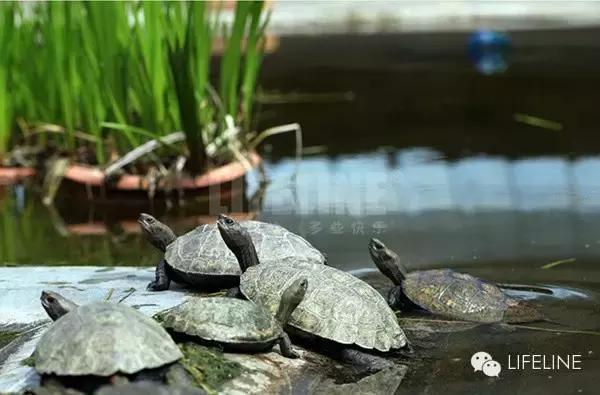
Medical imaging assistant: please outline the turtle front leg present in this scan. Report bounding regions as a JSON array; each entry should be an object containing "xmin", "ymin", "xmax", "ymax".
[
  {"xmin": 277, "ymin": 332, "xmax": 299, "ymax": 358},
  {"xmin": 387, "ymin": 286, "xmax": 403, "ymax": 310},
  {"xmin": 388, "ymin": 285, "xmax": 421, "ymax": 312},
  {"xmin": 339, "ymin": 348, "xmax": 394, "ymax": 374},
  {"xmin": 147, "ymin": 259, "xmax": 171, "ymax": 291}
]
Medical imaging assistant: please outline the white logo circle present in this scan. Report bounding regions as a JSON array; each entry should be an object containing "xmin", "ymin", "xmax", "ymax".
[
  {"xmin": 471, "ymin": 351, "xmax": 493, "ymax": 372},
  {"xmin": 482, "ymin": 360, "xmax": 502, "ymax": 377}
]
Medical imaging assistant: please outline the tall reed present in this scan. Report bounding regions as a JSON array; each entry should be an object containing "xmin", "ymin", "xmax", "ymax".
[
  {"xmin": 0, "ymin": 3, "xmax": 15, "ymax": 159},
  {"xmin": 2, "ymin": 1, "xmax": 269, "ymax": 174}
]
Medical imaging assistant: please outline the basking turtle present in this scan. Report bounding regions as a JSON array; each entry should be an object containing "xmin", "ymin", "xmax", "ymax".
[
  {"xmin": 138, "ymin": 213, "xmax": 325, "ymax": 291},
  {"xmin": 217, "ymin": 214, "xmax": 408, "ymax": 373},
  {"xmin": 155, "ymin": 278, "xmax": 307, "ymax": 358},
  {"xmin": 33, "ymin": 291, "xmax": 182, "ymax": 387},
  {"xmin": 368, "ymin": 238, "xmax": 545, "ymax": 323}
]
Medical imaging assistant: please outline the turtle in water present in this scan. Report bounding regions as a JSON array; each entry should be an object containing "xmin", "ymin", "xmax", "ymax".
[
  {"xmin": 155, "ymin": 277, "xmax": 307, "ymax": 358},
  {"xmin": 368, "ymin": 238, "xmax": 546, "ymax": 323},
  {"xmin": 217, "ymin": 214, "xmax": 409, "ymax": 374},
  {"xmin": 31, "ymin": 291, "xmax": 182, "ymax": 393},
  {"xmin": 138, "ymin": 213, "xmax": 325, "ymax": 291}
]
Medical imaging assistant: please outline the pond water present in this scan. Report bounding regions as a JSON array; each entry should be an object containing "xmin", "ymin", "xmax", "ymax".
[
  {"xmin": 1, "ymin": 150, "xmax": 599, "ymax": 393},
  {"xmin": 1, "ymin": 27, "xmax": 599, "ymax": 394}
]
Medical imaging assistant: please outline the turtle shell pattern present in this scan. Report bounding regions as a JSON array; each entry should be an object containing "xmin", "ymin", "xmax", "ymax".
[
  {"xmin": 403, "ymin": 269, "xmax": 509, "ymax": 323},
  {"xmin": 164, "ymin": 221, "xmax": 325, "ymax": 276},
  {"xmin": 156, "ymin": 297, "xmax": 282, "ymax": 345},
  {"xmin": 34, "ymin": 303, "xmax": 182, "ymax": 376},
  {"xmin": 240, "ymin": 261, "xmax": 406, "ymax": 352}
]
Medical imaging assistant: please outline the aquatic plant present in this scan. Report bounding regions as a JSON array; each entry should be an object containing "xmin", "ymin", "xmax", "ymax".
[
  {"xmin": 21, "ymin": 355, "xmax": 35, "ymax": 367},
  {"xmin": 177, "ymin": 342, "xmax": 243, "ymax": 394},
  {"xmin": 1, "ymin": 1, "xmax": 269, "ymax": 174}
]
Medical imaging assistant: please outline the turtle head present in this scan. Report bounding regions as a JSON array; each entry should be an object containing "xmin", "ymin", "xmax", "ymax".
[
  {"xmin": 275, "ymin": 278, "xmax": 308, "ymax": 325},
  {"xmin": 138, "ymin": 213, "xmax": 176, "ymax": 252},
  {"xmin": 217, "ymin": 214, "xmax": 259, "ymax": 272},
  {"xmin": 41, "ymin": 291, "xmax": 78, "ymax": 321},
  {"xmin": 368, "ymin": 238, "xmax": 407, "ymax": 285},
  {"xmin": 217, "ymin": 214, "xmax": 248, "ymax": 248}
]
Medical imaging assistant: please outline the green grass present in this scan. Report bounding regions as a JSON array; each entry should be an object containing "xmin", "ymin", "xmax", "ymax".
[{"xmin": 1, "ymin": 1, "xmax": 269, "ymax": 173}]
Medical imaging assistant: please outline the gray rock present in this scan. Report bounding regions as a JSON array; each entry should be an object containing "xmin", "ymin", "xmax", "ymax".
[
  {"xmin": 309, "ymin": 366, "xmax": 408, "ymax": 395},
  {"xmin": 95, "ymin": 382, "xmax": 206, "ymax": 395},
  {"xmin": 0, "ymin": 267, "xmax": 407, "ymax": 395}
]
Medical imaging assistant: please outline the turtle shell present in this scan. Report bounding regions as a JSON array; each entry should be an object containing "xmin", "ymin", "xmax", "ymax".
[
  {"xmin": 402, "ymin": 269, "xmax": 508, "ymax": 323},
  {"xmin": 155, "ymin": 297, "xmax": 282, "ymax": 346},
  {"xmin": 240, "ymin": 261, "xmax": 406, "ymax": 352},
  {"xmin": 34, "ymin": 303, "xmax": 182, "ymax": 376},
  {"xmin": 164, "ymin": 221, "xmax": 325, "ymax": 283}
]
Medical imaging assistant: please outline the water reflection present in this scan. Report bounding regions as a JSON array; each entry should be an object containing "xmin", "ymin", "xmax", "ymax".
[
  {"xmin": 260, "ymin": 148, "xmax": 600, "ymax": 215},
  {"xmin": 255, "ymin": 149, "xmax": 600, "ymax": 272},
  {"xmin": 3, "ymin": 149, "xmax": 600, "ymax": 270}
]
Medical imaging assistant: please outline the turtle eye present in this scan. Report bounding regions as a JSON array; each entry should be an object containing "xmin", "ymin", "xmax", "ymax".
[
  {"xmin": 46, "ymin": 296, "xmax": 55, "ymax": 303},
  {"xmin": 371, "ymin": 240, "xmax": 383, "ymax": 250},
  {"xmin": 226, "ymin": 217, "xmax": 234, "ymax": 225}
]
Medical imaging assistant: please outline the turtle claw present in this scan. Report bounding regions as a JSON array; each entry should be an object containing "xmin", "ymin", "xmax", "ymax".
[
  {"xmin": 147, "ymin": 281, "xmax": 168, "ymax": 292},
  {"xmin": 278, "ymin": 332, "xmax": 299, "ymax": 359}
]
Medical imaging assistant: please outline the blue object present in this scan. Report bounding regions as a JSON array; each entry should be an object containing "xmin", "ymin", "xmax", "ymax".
[{"xmin": 468, "ymin": 30, "xmax": 511, "ymax": 75}]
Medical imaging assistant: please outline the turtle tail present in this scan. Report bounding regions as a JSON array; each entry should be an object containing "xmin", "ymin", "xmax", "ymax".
[{"xmin": 504, "ymin": 299, "xmax": 571, "ymax": 327}]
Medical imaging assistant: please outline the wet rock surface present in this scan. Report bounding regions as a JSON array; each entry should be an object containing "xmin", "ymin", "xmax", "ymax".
[{"xmin": 0, "ymin": 267, "xmax": 409, "ymax": 395}]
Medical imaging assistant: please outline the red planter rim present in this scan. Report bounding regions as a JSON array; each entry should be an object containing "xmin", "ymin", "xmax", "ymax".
[
  {"xmin": 0, "ymin": 166, "xmax": 36, "ymax": 185},
  {"xmin": 64, "ymin": 151, "xmax": 261, "ymax": 191}
]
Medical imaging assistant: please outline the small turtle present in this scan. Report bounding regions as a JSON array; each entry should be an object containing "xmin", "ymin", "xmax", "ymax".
[
  {"xmin": 32, "ymin": 291, "xmax": 182, "ymax": 391},
  {"xmin": 368, "ymin": 238, "xmax": 546, "ymax": 323},
  {"xmin": 217, "ymin": 215, "xmax": 409, "ymax": 374},
  {"xmin": 155, "ymin": 278, "xmax": 307, "ymax": 358},
  {"xmin": 138, "ymin": 213, "xmax": 325, "ymax": 291}
]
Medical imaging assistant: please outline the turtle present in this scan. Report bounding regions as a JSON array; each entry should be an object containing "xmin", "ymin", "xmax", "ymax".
[
  {"xmin": 138, "ymin": 213, "xmax": 325, "ymax": 291},
  {"xmin": 216, "ymin": 214, "xmax": 409, "ymax": 374},
  {"xmin": 32, "ymin": 291, "xmax": 182, "ymax": 393},
  {"xmin": 368, "ymin": 238, "xmax": 546, "ymax": 323},
  {"xmin": 155, "ymin": 277, "xmax": 308, "ymax": 358}
]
